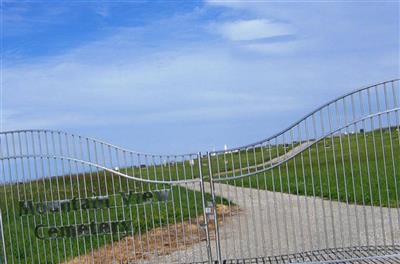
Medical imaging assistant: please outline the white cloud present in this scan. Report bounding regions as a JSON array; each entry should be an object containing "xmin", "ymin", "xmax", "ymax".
[{"xmin": 214, "ymin": 19, "xmax": 292, "ymax": 41}]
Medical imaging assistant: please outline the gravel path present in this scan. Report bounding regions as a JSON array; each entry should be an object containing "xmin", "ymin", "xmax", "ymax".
[
  {"xmin": 143, "ymin": 142, "xmax": 399, "ymax": 263},
  {"xmin": 216, "ymin": 141, "xmax": 315, "ymax": 178},
  {"xmin": 145, "ymin": 182, "xmax": 400, "ymax": 263}
]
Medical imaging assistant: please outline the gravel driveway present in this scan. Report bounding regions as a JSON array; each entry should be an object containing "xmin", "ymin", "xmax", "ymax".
[{"xmin": 145, "ymin": 182, "xmax": 400, "ymax": 263}]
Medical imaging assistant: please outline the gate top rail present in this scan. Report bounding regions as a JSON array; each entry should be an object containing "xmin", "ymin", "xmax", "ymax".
[
  {"xmin": 1, "ymin": 79, "xmax": 398, "ymax": 158},
  {"xmin": 0, "ymin": 78, "xmax": 398, "ymax": 183},
  {"xmin": 211, "ymin": 107, "xmax": 400, "ymax": 182},
  {"xmin": 0, "ymin": 129, "xmax": 197, "ymax": 157},
  {"xmin": 0, "ymin": 154, "xmax": 200, "ymax": 184},
  {"xmin": 210, "ymin": 78, "xmax": 399, "ymax": 154}
]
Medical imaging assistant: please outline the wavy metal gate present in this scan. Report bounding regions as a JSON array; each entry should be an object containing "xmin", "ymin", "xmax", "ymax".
[{"xmin": 0, "ymin": 79, "xmax": 399, "ymax": 263}]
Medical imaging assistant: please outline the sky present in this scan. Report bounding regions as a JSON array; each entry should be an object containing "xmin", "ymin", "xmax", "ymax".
[{"xmin": 2, "ymin": 0, "xmax": 399, "ymax": 154}]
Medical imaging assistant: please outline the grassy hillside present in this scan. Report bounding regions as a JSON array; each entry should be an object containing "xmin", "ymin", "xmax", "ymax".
[{"xmin": 219, "ymin": 128, "xmax": 400, "ymax": 208}]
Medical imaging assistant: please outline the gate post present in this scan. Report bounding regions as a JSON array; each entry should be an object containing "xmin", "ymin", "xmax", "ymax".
[
  {"xmin": 198, "ymin": 152, "xmax": 213, "ymax": 264},
  {"xmin": 0, "ymin": 209, "xmax": 7, "ymax": 264},
  {"xmin": 207, "ymin": 152, "xmax": 222, "ymax": 264}
]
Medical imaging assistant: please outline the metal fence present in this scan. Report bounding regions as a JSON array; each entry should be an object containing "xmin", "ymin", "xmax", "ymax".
[{"xmin": 0, "ymin": 79, "xmax": 399, "ymax": 263}]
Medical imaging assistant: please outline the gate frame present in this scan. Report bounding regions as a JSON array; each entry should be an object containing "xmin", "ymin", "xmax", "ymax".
[
  {"xmin": 198, "ymin": 152, "xmax": 213, "ymax": 264},
  {"xmin": 207, "ymin": 152, "xmax": 223, "ymax": 264}
]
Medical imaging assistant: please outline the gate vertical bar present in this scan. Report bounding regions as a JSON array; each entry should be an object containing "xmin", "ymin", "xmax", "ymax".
[
  {"xmin": 198, "ymin": 152, "xmax": 213, "ymax": 264},
  {"xmin": 207, "ymin": 152, "xmax": 222, "ymax": 264},
  {"xmin": 0, "ymin": 209, "xmax": 6, "ymax": 264}
]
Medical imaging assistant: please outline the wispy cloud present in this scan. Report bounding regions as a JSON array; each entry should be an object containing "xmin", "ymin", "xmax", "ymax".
[
  {"xmin": 213, "ymin": 19, "xmax": 292, "ymax": 41},
  {"xmin": 209, "ymin": 18, "xmax": 299, "ymax": 54}
]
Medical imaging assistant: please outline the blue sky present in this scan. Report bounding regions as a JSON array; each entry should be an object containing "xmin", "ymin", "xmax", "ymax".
[{"xmin": 2, "ymin": 1, "xmax": 399, "ymax": 154}]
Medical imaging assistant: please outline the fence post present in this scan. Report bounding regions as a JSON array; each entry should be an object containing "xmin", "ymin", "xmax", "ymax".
[
  {"xmin": 0, "ymin": 209, "xmax": 6, "ymax": 264},
  {"xmin": 207, "ymin": 152, "xmax": 223, "ymax": 264},
  {"xmin": 198, "ymin": 152, "xmax": 213, "ymax": 264}
]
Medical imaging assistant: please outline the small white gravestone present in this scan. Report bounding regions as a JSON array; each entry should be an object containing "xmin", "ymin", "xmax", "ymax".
[{"xmin": 211, "ymin": 146, "xmax": 217, "ymax": 156}]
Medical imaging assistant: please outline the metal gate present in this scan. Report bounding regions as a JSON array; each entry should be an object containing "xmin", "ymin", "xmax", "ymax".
[{"xmin": 0, "ymin": 79, "xmax": 399, "ymax": 263}]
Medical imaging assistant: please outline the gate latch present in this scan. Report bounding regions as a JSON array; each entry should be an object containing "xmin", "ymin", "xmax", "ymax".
[
  {"xmin": 200, "ymin": 202, "xmax": 215, "ymax": 230},
  {"xmin": 205, "ymin": 201, "xmax": 215, "ymax": 220}
]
